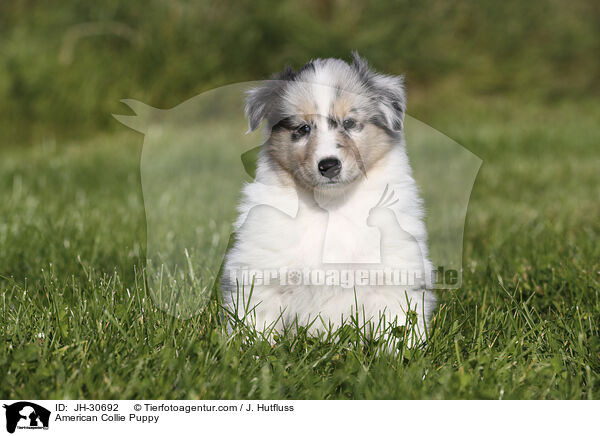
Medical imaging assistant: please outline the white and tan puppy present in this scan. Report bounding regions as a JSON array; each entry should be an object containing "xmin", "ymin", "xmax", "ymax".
[{"xmin": 222, "ymin": 54, "xmax": 436, "ymax": 343}]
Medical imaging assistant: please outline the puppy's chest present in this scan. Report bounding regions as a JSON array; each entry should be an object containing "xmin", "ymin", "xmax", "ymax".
[{"xmin": 245, "ymin": 202, "xmax": 379, "ymax": 267}]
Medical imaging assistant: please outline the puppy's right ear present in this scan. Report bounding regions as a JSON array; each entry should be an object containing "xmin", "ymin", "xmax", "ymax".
[
  {"xmin": 245, "ymin": 66, "xmax": 295, "ymax": 133},
  {"xmin": 245, "ymin": 85, "xmax": 274, "ymax": 133}
]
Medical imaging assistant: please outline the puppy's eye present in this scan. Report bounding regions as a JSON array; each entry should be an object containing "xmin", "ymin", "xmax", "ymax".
[
  {"xmin": 343, "ymin": 118, "xmax": 357, "ymax": 130},
  {"xmin": 296, "ymin": 124, "xmax": 311, "ymax": 136}
]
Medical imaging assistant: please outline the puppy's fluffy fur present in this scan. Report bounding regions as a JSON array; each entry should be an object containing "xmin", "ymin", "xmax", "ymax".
[{"xmin": 222, "ymin": 54, "xmax": 436, "ymax": 340}]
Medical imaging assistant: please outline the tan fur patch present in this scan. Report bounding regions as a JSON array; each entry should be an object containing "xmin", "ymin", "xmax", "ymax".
[
  {"xmin": 360, "ymin": 124, "xmax": 395, "ymax": 171},
  {"xmin": 330, "ymin": 94, "xmax": 354, "ymax": 121}
]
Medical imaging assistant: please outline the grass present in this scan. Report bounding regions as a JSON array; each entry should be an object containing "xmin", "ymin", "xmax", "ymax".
[{"xmin": 1, "ymin": 93, "xmax": 599, "ymax": 399}]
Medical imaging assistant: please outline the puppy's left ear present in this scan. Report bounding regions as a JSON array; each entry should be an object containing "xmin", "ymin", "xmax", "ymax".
[
  {"xmin": 373, "ymin": 74, "xmax": 406, "ymax": 132},
  {"xmin": 351, "ymin": 53, "xmax": 406, "ymax": 132}
]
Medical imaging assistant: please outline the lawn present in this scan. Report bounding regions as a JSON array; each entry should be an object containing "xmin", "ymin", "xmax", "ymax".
[{"xmin": 1, "ymin": 93, "xmax": 598, "ymax": 399}]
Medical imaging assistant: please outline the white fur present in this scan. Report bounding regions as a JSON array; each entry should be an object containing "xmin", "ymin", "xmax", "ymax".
[{"xmin": 223, "ymin": 146, "xmax": 436, "ymax": 338}]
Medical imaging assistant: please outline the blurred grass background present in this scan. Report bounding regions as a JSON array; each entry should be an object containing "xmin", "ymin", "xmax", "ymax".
[
  {"xmin": 1, "ymin": 0, "xmax": 599, "ymax": 399},
  {"xmin": 1, "ymin": 0, "xmax": 599, "ymax": 144}
]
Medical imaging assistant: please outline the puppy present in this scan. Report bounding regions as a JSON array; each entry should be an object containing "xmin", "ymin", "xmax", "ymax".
[{"xmin": 222, "ymin": 53, "xmax": 436, "ymax": 344}]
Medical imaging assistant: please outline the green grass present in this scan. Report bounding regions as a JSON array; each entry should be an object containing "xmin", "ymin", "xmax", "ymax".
[{"xmin": 1, "ymin": 95, "xmax": 599, "ymax": 399}]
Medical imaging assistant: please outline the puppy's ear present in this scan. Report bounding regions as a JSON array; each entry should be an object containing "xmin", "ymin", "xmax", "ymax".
[
  {"xmin": 245, "ymin": 85, "xmax": 274, "ymax": 133},
  {"xmin": 245, "ymin": 66, "xmax": 295, "ymax": 133},
  {"xmin": 351, "ymin": 52, "xmax": 406, "ymax": 132},
  {"xmin": 373, "ymin": 74, "xmax": 406, "ymax": 132}
]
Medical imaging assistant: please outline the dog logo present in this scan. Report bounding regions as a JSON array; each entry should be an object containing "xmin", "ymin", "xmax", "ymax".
[
  {"xmin": 114, "ymin": 79, "xmax": 481, "ymax": 321},
  {"xmin": 3, "ymin": 402, "xmax": 50, "ymax": 433}
]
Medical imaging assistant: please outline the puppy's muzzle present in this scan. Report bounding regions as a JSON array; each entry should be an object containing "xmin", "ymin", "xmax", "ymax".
[{"xmin": 318, "ymin": 158, "xmax": 342, "ymax": 179}]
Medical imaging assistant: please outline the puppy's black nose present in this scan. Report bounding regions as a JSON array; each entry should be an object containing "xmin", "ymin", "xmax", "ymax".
[{"xmin": 318, "ymin": 158, "xmax": 342, "ymax": 179}]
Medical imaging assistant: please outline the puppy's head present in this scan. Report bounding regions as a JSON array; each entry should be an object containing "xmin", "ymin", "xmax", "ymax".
[{"xmin": 245, "ymin": 53, "xmax": 406, "ymax": 190}]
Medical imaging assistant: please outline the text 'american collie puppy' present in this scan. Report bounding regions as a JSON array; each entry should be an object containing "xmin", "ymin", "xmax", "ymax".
[{"xmin": 222, "ymin": 53, "xmax": 436, "ymax": 344}]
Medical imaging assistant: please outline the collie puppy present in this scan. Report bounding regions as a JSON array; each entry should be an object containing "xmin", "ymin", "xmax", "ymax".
[{"xmin": 222, "ymin": 53, "xmax": 436, "ymax": 343}]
